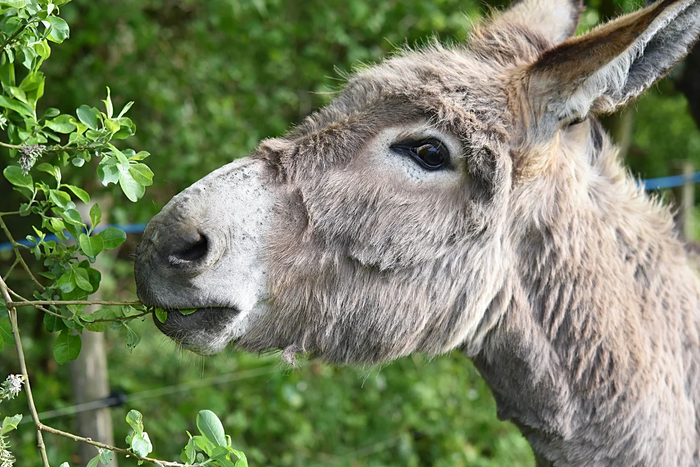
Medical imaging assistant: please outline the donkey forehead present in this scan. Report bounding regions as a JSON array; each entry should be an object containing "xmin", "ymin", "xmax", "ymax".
[{"xmin": 288, "ymin": 46, "xmax": 514, "ymax": 142}]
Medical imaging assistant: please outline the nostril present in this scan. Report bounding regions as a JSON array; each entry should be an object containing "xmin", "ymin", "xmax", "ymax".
[{"xmin": 169, "ymin": 235, "xmax": 209, "ymax": 264}]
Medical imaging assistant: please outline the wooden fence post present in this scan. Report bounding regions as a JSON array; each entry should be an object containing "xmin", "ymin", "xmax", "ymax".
[
  {"xmin": 71, "ymin": 201, "xmax": 117, "ymax": 467},
  {"xmin": 674, "ymin": 160, "xmax": 695, "ymax": 241}
]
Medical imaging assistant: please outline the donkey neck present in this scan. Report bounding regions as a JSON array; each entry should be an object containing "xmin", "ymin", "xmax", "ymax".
[{"xmin": 473, "ymin": 123, "xmax": 700, "ymax": 466}]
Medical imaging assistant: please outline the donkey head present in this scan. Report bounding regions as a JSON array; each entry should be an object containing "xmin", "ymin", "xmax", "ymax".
[{"xmin": 134, "ymin": 0, "xmax": 700, "ymax": 364}]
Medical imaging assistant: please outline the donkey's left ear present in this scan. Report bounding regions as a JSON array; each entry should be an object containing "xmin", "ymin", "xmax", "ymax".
[{"xmin": 525, "ymin": 0, "xmax": 700, "ymax": 141}]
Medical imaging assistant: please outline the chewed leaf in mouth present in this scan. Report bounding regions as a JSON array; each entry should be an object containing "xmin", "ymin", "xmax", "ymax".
[{"xmin": 152, "ymin": 308, "xmax": 199, "ymax": 324}]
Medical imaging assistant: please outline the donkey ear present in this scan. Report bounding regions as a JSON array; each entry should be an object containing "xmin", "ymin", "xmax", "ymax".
[
  {"xmin": 525, "ymin": 0, "xmax": 700, "ymax": 140},
  {"xmin": 494, "ymin": 0, "xmax": 584, "ymax": 46}
]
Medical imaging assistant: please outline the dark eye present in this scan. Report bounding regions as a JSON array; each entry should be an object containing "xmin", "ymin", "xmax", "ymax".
[{"xmin": 391, "ymin": 138, "xmax": 450, "ymax": 170}]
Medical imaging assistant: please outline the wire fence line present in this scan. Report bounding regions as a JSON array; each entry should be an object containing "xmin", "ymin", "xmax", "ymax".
[{"xmin": 19, "ymin": 365, "xmax": 281, "ymax": 424}]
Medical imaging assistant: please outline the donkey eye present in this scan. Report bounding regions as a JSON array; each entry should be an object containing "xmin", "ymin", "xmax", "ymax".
[{"xmin": 391, "ymin": 138, "xmax": 450, "ymax": 170}]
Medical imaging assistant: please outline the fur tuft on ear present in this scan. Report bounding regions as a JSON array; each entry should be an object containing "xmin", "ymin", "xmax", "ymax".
[{"xmin": 525, "ymin": 0, "xmax": 700, "ymax": 142}]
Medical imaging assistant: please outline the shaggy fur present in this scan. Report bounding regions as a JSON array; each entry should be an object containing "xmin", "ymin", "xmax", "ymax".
[{"xmin": 135, "ymin": 0, "xmax": 700, "ymax": 464}]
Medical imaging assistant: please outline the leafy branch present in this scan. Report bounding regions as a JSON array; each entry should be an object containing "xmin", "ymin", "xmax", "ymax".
[{"xmin": 0, "ymin": 1, "xmax": 249, "ymax": 466}]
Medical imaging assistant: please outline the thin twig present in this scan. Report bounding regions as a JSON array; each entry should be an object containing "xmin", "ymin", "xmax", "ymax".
[
  {"xmin": 0, "ymin": 216, "xmax": 45, "ymax": 291},
  {"xmin": 37, "ymin": 424, "xmax": 199, "ymax": 467},
  {"xmin": 2, "ymin": 257, "xmax": 19, "ymax": 281},
  {"xmin": 5, "ymin": 293, "xmax": 152, "ymax": 323},
  {"xmin": 8, "ymin": 300, "xmax": 143, "ymax": 307},
  {"xmin": 0, "ymin": 211, "xmax": 20, "ymax": 217},
  {"xmin": 0, "ymin": 141, "xmax": 100, "ymax": 152},
  {"xmin": 90, "ymin": 310, "xmax": 152, "ymax": 323},
  {"xmin": 0, "ymin": 276, "xmax": 50, "ymax": 466}
]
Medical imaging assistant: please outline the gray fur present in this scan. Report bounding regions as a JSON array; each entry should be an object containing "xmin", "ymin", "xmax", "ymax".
[{"xmin": 134, "ymin": 0, "xmax": 700, "ymax": 464}]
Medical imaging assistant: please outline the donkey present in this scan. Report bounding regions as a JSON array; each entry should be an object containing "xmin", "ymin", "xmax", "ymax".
[{"xmin": 134, "ymin": 0, "xmax": 700, "ymax": 464}]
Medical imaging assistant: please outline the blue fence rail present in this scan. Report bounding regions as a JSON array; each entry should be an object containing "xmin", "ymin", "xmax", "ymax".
[
  {"xmin": 640, "ymin": 172, "xmax": 700, "ymax": 190},
  {"xmin": 2, "ymin": 172, "xmax": 700, "ymax": 253},
  {"xmin": 0, "ymin": 223, "xmax": 147, "ymax": 252}
]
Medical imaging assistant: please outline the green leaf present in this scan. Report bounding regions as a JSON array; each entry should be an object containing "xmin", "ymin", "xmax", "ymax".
[
  {"xmin": 126, "ymin": 410, "xmax": 144, "ymax": 434},
  {"xmin": 58, "ymin": 463, "xmax": 70, "ymax": 467},
  {"xmin": 197, "ymin": 410, "xmax": 227, "ymax": 447},
  {"xmin": 24, "ymin": 0, "xmax": 39, "ymax": 14},
  {"xmin": 0, "ymin": 95, "xmax": 33, "ymax": 117},
  {"xmin": 233, "ymin": 451, "xmax": 249, "ymax": 467},
  {"xmin": 98, "ymin": 227, "xmax": 126, "ymax": 249},
  {"xmin": 155, "ymin": 308, "xmax": 167, "ymax": 324},
  {"xmin": 53, "ymin": 330, "xmax": 81, "ymax": 365},
  {"xmin": 45, "ymin": 16, "xmax": 70, "ymax": 43},
  {"xmin": 36, "ymin": 162, "xmax": 61, "ymax": 181},
  {"xmin": 43, "ymin": 310, "xmax": 68, "ymax": 332},
  {"xmin": 103, "ymin": 86, "xmax": 113, "ymax": 118},
  {"xmin": 192, "ymin": 435, "xmax": 215, "ymax": 456},
  {"xmin": 130, "ymin": 432, "xmax": 152, "ymax": 457},
  {"xmin": 86, "ymin": 456, "xmax": 99, "ymax": 467},
  {"xmin": 65, "ymin": 221, "xmax": 83, "ymax": 242},
  {"xmin": 97, "ymin": 158, "xmax": 119, "ymax": 186},
  {"xmin": 82, "ymin": 321, "xmax": 106, "ymax": 333},
  {"xmin": 180, "ymin": 308, "xmax": 197, "ymax": 316},
  {"xmin": 0, "ymin": 414, "xmax": 22, "ymax": 435},
  {"xmin": 124, "ymin": 323, "xmax": 140, "ymax": 351},
  {"xmin": 129, "ymin": 151, "xmax": 150, "ymax": 161},
  {"xmin": 3, "ymin": 166, "xmax": 33, "ymax": 190},
  {"xmin": 34, "ymin": 40, "xmax": 51, "ymax": 60},
  {"xmin": 235, "ymin": 451, "xmax": 248, "ymax": 467},
  {"xmin": 118, "ymin": 168, "xmax": 145, "ymax": 202},
  {"xmin": 68, "ymin": 116, "xmax": 87, "ymax": 135},
  {"xmin": 181, "ymin": 436, "xmax": 197, "ymax": 464},
  {"xmin": 20, "ymin": 44, "xmax": 37, "ymax": 71},
  {"xmin": 57, "ymin": 270, "xmax": 75, "ymax": 293},
  {"xmin": 129, "ymin": 163, "xmax": 154, "ymax": 186},
  {"xmin": 113, "ymin": 120, "xmax": 135, "ymax": 139},
  {"xmin": 104, "ymin": 118, "xmax": 119, "ymax": 134},
  {"xmin": 98, "ymin": 449, "xmax": 114, "ymax": 464},
  {"xmin": 76, "ymin": 104, "xmax": 98, "ymax": 130},
  {"xmin": 60, "ymin": 208, "xmax": 83, "ymax": 226},
  {"xmin": 20, "ymin": 71, "xmax": 44, "ymax": 104},
  {"xmin": 47, "ymin": 217, "xmax": 67, "ymax": 240},
  {"xmin": 6, "ymin": 86, "xmax": 27, "ymax": 104},
  {"xmin": 89, "ymin": 203, "xmax": 102, "ymax": 228},
  {"xmin": 79, "ymin": 233, "xmax": 104, "ymax": 258},
  {"xmin": 0, "ymin": 318, "xmax": 13, "ymax": 347},
  {"xmin": 108, "ymin": 143, "xmax": 129, "ymax": 165},
  {"xmin": 63, "ymin": 184, "xmax": 90, "ymax": 203},
  {"xmin": 72, "ymin": 265, "xmax": 93, "ymax": 292},
  {"xmin": 0, "ymin": 60, "xmax": 15, "ymax": 87},
  {"xmin": 117, "ymin": 100, "xmax": 134, "ymax": 118},
  {"xmin": 85, "ymin": 262, "xmax": 102, "ymax": 292},
  {"xmin": 49, "ymin": 189, "xmax": 72, "ymax": 208},
  {"xmin": 45, "ymin": 114, "xmax": 75, "ymax": 133},
  {"xmin": 43, "ymin": 108, "xmax": 60, "ymax": 119}
]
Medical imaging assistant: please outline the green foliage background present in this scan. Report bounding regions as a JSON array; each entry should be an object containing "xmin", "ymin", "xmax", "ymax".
[{"xmin": 1, "ymin": 0, "xmax": 699, "ymax": 465}]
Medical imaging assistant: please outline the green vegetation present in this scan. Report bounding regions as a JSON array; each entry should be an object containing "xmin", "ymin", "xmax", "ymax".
[{"xmin": 0, "ymin": 0, "xmax": 699, "ymax": 465}]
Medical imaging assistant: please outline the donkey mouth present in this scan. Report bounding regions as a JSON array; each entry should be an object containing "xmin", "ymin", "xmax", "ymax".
[{"xmin": 153, "ymin": 306, "xmax": 242, "ymax": 355}]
